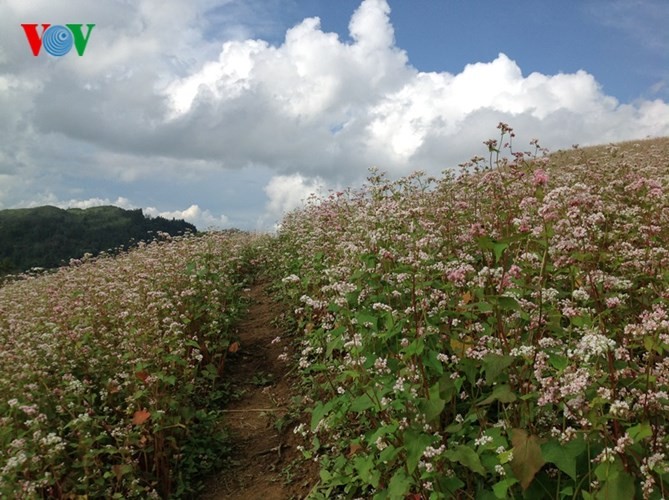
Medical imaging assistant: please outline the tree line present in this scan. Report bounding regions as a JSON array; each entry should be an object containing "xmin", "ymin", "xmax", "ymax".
[{"xmin": 0, "ymin": 205, "xmax": 196, "ymax": 276}]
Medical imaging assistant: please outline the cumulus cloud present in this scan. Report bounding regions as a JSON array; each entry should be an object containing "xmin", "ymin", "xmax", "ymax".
[
  {"xmin": 1, "ymin": 0, "xmax": 669, "ymax": 228},
  {"xmin": 259, "ymin": 174, "xmax": 326, "ymax": 229},
  {"xmin": 63, "ymin": 197, "xmax": 134, "ymax": 210},
  {"xmin": 145, "ymin": 204, "xmax": 229, "ymax": 229},
  {"xmin": 158, "ymin": 0, "xmax": 669, "ymax": 180}
]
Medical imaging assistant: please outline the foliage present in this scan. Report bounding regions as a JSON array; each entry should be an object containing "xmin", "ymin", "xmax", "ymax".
[
  {"xmin": 3, "ymin": 131, "xmax": 669, "ymax": 499},
  {"xmin": 0, "ymin": 205, "xmax": 196, "ymax": 276},
  {"xmin": 271, "ymin": 131, "xmax": 669, "ymax": 499},
  {"xmin": 0, "ymin": 232, "xmax": 263, "ymax": 497}
]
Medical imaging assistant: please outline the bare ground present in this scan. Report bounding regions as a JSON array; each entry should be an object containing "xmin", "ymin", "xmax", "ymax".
[{"xmin": 199, "ymin": 281, "xmax": 318, "ymax": 500}]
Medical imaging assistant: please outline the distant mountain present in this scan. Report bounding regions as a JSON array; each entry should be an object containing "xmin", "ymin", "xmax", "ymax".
[{"xmin": 0, "ymin": 205, "xmax": 196, "ymax": 275}]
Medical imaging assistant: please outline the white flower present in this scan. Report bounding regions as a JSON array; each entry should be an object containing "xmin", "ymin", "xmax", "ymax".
[
  {"xmin": 474, "ymin": 434, "xmax": 493, "ymax": 447},
  {"xmin": 575, "ymin": 330, "xmax": 616, "ymax": 362}
]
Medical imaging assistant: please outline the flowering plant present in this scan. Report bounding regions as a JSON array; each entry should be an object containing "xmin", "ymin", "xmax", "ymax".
[
  {"xmin": 272, "ymin": 131, "xmax": 669, "ymax": 498},
  {"xmin": 0, "ymin": 232, "xmax": 263, "ymax": 497}
]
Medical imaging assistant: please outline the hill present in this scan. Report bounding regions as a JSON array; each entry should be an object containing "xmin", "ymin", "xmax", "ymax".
[{"xmin": 0, "ymin": 205, "xmax": 196, "ymax": 275}]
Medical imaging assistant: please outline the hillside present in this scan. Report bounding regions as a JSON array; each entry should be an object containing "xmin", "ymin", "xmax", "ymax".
[
  {"xmin": 267, "ymin": 134, "xmax": 669, "ymax": 499},
  {"xmin": 1, "ymin": 134, "xmax": 669, "ymax": 499},
  {"xmin": 0, "ymin": 205, "xmax": 195, "ymax": 275}
]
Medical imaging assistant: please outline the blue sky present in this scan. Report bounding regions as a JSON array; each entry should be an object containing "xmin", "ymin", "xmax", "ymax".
[
  {"xmin": 1, "ymin": 0, "xmax": 668, "ymax": 230},
  {"xmin": 221, "ymin": 0, "xmax": 669, "ymax": 102}
]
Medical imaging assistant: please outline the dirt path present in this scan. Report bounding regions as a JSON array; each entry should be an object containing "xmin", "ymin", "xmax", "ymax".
[{"xmin": 200, "ymin": 281, "xmax": 317, "ymax": 499}]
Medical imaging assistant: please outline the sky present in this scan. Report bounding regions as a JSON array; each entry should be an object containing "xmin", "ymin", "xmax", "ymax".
[{"xmin": 1, "ymin": 0, "xmax": 668, "ymax": 230}]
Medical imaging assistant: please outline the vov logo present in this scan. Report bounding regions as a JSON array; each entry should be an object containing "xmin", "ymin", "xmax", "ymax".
[{"xmin": 21, "ymin": 24, "xmax": 95, "ymax": 57}]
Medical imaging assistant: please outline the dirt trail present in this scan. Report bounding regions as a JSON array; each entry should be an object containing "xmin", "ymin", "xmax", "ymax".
[{"xmin": 200, "ymin": 281, "xmax": 316, "ymax": 499}]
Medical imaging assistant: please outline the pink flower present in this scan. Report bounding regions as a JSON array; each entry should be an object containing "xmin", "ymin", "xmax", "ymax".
[{"xmin": 533, "ymin": 169, "xmax": 549, "ymax": 186}]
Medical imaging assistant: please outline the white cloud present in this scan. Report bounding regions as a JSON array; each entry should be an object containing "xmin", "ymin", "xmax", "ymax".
[
  {"xmin": 145, "ymin": 204, "xmax": 229, "ymax": 230},
  {"xmin": 63, "ymin": 196, "xmax": 134, "ymax": 210},
  {"xmin": 259, "ymin": 174, "xmax": 325, "ymax": 229},
  {"xmin": 159, "ymin": 0, "xmax": 669, "ymax": 180},
  {"xmin": 1, "ymin": 0, "xmax": 669, "ymax": 229}
]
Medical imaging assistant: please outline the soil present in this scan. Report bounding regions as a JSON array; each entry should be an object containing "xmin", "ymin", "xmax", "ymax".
[{"xmin": 199, "ymin": 281, "xmax": 318, "ymax": 500}]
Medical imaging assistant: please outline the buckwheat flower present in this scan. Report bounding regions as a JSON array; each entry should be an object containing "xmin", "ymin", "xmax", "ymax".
[
  {"xmin": 372, "ymin": 302, "xmax": 392, "ymax": 312},
  {"xmin": 271, "ymin": 336, "xmax": 281, "ymax": 344},
  {"xmin": 572, "ymin": 288, "xmax": 590, "ymax": 302},
  {"xmin": 7, "ymin": 398, "xmax": 18, "ymax": 408},
  {"xmin": 533, "ymin": 169, "xmax": 549, "ymax": 186},
  {"xmin": 605, "ymin": 296, "xmax": 621, "ymax": 308},
  {"xmin": 474, "ymin": 434, "xmax": 493, "ymax": 447},
  {"xmin": 423, "ymin": 445, "xmax": 446, "ymax": 458},
  {"xmin": 595, "ymin": 447, "xmax": 616, "ymax": 463},
  {"xmin": 493, "ymin": 419, "xmax": 509, "ymax": 429},
  {"xmin": 510, "ymin": 345, "xmax": 535, "ymax": 358},
  {"xmin": 344, "ymin": 333, "xmax": 363, "ymax": 349},
  {"xmin": 19, "ymin": 404, "xmax": 38, "ymax": 417},
  {"xmin": 613, "ymin": 434, "xmax": 633, "ymax": 454},
  {"xmin": 575, "ymin": 330, "xmax": 616, "ymax": 362},
  {"xmin": 495, "ymin": 464, "xmax": 506, "ymax": 476},
  {"xmin": 609, "ymin": 400, "xmax": 630, "ymax": 417},
  {"xmin": 375, "ymin": 436, "xmax": 388, "ymax": 451},
  {"xmin": 9, "ymin": 438, "xmax": 26, "ymax": 449},
  {"xmin": 597, "ymin": 387, "xmax": 612, "ymax": 400},
  {"xmin": 282, "ymin": 274, "xmax": 300, "ymax": 284},
  {"xmin": 373, "ymin": 357, "xmax": 389, "ymax": 374}
]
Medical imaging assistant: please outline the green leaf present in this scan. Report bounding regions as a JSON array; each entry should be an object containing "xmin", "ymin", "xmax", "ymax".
[
  {"xmin": 436, "ymin": 475, "xmax": 466, "ymax": 496},
  {"xmin": 595, "ymin": 466, "xmax": 635, "ymax": 500},
  {"xmin": 541, "ymin": 437, "xmax": 585, "ymax": 481},
  {"xmin": 493, "ymin": 477, "xmax": 518, "ymax": 499},
  {"xmin": 444, "ymin": 445, "xmax": 485, "ymax": 475},
  {"xmin": 356, "ymin": 311, "xmax": 378, "ymax": 329},
  {"xmin": 549, "ymin": 354, "xmax": 569, "ymax": 371},
  {"xmin": 493, "ymin": 242, "xmax": 509, "ymax": 263},
  {"xmin": 421, "ymin": 382, "xmax": 445, "ymax": 422},
  {"xmin": 476, "ymin": 236, "xmax": 509, "ymax": 262},
  {"xmin": 350, "ymin": 393, "xmax": 378, "ymax": 412},
  {"xmin": 387, "ymin": 468, "xmax": 412, "ymax": 499},
  {"xmin": 482, "ymin": 354, "xmax": 515, "ymax": 384},
  {"xmin": 478, "ymin": 384, "xmax": 517, "ymax": 405},
  {"xmin": 627, "ymin": 422, "xmax": 652, "ymax": 443},
  {"xmin": 438, "ymin": 375, "xmax": 457, "ymax": 402},
  {"xmin": 496, "ymin": 296, "xmax": 520, "ymax": 311},
  {"xmin": 404, "ymin": 338, "xmax": 424, "ymax": 356},
  {"xmin": 353, "ymin": 455, "xmax": 379, "ymax": 488},
  {"xmin": 510, "ymin": 428, "xmax": 545, "ymax": 490},
  {"xmin": 310, "ymin": 400, "xmax": 332, "ymax": 431},
  {"xmin": 404, "ymin": 429, "xmax": 434, "ymax": 473},
  {"xmin": 472, "ymin": 301, "xmax": 494, "ymax": 313}
]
